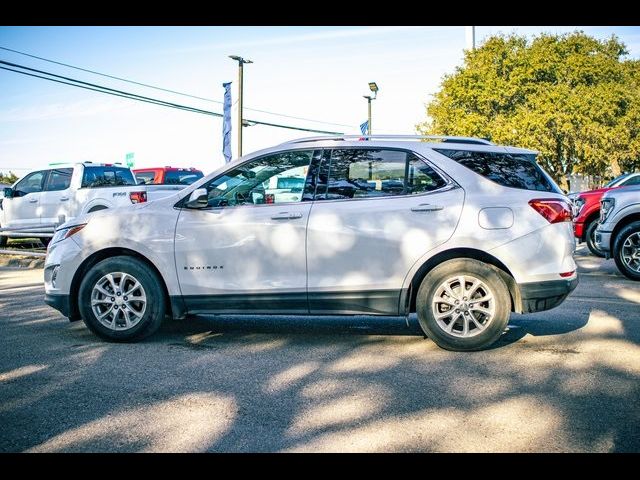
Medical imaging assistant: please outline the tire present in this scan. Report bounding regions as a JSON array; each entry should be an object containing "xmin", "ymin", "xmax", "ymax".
[
  {"xmin": 40, "ymin": 237, "xmax": 51, "ymax": 248},
  {"xmin": 613, "ymin": 221, "xmax": 640, "ymax": 281},
  {"xmin": 585, "ymin": 219, "xmax": 606, "ymax": 257},
  {"xmin": 0, "ymin": 228, "xmax": 6, "ymax": 248},
  {"xmin": 78, "ymin": 256, "xmax": 166, "ymax": 342},
  {"xmin": 416, "ymin": 258, "xmax": 511, "ymax": 351}
]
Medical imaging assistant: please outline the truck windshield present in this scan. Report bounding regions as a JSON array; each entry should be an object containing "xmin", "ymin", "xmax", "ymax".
[{"xmin": 82, "ymin": 167, "xmax": 136, "ymax": 188}]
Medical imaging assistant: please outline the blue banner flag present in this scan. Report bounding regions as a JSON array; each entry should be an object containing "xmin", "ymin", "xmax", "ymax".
[
  {"xmin": 360, "ymin": 120, "xmax": 369, "ymax": 135},
  {"xmin": 222, "ymin": 82, "xmax": 232, "ymax": 163}
]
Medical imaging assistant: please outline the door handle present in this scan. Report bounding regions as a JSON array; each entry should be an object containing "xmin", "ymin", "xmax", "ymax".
[
  {"xmin": 411, "ymin": 204, "xmax": 443, "ymax": 212},
  {"xmin": 28, "ymin": 198, "xmax": 38, "ymax": 203},
  {"xmin": 60, "ymin": 197, "xmax": 69, "ymax": 201},
  {"xmin": 271, "ymin": 212, "xmax": 304, "ymax": 220}
]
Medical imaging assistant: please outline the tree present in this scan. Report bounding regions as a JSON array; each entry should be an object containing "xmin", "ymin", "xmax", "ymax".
[
  {"xmin": 0, "ymin": 171, "xmax": 19, "ymax": 185},
  {"xmin": 417, "ymin": 32, "xmax": 640, "ymax": 188}
]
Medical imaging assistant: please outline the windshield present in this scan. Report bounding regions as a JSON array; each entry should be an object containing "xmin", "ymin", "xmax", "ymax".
[{"xmin": 606, "ymin": 174, "xmax": 631, "ymax": 188}]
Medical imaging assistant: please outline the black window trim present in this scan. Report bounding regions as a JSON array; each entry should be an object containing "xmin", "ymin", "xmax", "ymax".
[
  {"xmin": 175, "ymin": 147, "xmax": 323, "ymax": 210},
  {"xmin": 311, "ymin": 146, "xmax": 457, "ymax": 204}
]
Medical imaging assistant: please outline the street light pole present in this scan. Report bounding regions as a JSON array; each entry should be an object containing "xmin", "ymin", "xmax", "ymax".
[
  {"xmin": 229, "ymin": 55, "xmax": 253, "ymax": 157},
  {"xmin": 364, "ymin": 82, "xmax": 379, "ymax": 136},
  {"xmin": 364, "ymin": 96, "xmax": 372, "ymax": 135}
]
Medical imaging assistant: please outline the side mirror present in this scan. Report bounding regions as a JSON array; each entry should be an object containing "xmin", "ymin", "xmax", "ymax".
[
  {"xmin": 185, "ymin": 188, "xmax": 208, "ymax": 208},
  {"xmin": 3, "ymin": 187, "xmax": 13, "ymax": 199}
]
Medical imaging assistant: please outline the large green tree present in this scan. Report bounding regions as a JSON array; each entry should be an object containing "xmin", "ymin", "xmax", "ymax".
[{"xmin": 417, "ymin": 32, "xmax": 640, "ymax": 188}]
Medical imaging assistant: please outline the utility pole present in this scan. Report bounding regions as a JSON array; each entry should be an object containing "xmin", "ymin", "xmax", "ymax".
[{"xmin": 229, "ymin": 55, "xmax": 253, "ymax": 157}]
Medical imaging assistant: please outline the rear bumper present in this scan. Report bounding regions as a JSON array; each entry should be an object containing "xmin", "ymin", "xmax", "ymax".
[
  {"xmin": 573, "ymin": 221, "xmax": 585, "ymax": 240},
  {"xmin": 518, "ymin": 276, "xmax": 579, "ymax": 313}
]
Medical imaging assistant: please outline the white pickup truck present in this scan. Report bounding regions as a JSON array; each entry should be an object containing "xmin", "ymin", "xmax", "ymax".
[{"xmin": 1, "ymin": 162, "xmax": 183, "ymax": 246}]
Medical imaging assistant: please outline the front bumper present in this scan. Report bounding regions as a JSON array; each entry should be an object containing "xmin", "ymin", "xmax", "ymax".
[
  {"xmin": 594, "ymin": 229, "xmax": 613, "ymax": 257},
  {"xmin": 518, "ymin": 276, "xmax": 579, "ymax": 313},
  {"xmin": 44, "ymin": 293, "xmax": 80, "ymax": 320}
]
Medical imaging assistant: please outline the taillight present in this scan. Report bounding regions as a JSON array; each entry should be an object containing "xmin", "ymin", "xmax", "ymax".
[
  {"xmin": 130, "ymin": 191, "xmax": 147, "ymax": 204},
  {"xmin": 529, "ymin": 199, "xmax": 572, "ymax": 224}
]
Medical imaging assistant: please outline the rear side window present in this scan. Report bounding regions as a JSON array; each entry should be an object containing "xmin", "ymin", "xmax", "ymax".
[
  {"xmin": 435, "ymin": 149, "xmax": 556, "ymax": 192},
  {"xmin": 164, "ymin": 170, "xmax": 204, "ymax": 185},
  {"xmin": 82, "ymin": 167, "xmax": 136, "ymax": 188},
  {"xmin": 317, "ymin": 149, "xmax": 447, "ymax": 200},
  {"xmin": 45, "ymin": 168, "xmax": 73, "ymax": 191},
  {"xmin": 135, "ymin": 172, "xmax": 156, "ymax": 184}
]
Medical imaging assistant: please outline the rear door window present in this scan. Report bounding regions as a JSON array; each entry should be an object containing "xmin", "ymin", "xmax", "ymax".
[
  {"xmin": 315, "ymin": 149, "xmax": 447, "ymax": 200},
  {"xmin": 45, "ymin": 168, "xmax": 73, "ymax": 191},
  {"xmin": 82, "ymin": 167, "xmax": 136, "ymax": 188},
  {"xmin": 434, "ymin": 149, "xmax": 558, "ymax": 193}
]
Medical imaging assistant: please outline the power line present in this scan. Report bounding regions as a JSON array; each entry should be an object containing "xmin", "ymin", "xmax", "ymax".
[
  {"xmin": 0, "ymin": 46, "xmax": 355, "ymax": 128},
  {"xmin": 0, "ymin": 61, "xmax": 344, "ymax": 135}
]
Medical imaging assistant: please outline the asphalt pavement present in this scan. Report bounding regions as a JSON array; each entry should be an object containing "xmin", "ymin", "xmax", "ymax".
[{"xmin": 0, "ymin": 245, "xmax": 639, "ymax": 452}]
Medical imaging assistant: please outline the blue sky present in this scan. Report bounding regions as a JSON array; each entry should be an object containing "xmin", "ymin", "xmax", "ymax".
[{"xmin": 1, "ymin": 26, "xmax": 639, "ymax": 176}]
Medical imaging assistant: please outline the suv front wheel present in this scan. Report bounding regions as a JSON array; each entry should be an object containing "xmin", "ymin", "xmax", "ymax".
[
  {"xmin": 416, "ymin": 259, "xmax": 511, "ymax": 351},
  {"xmin": 613, "ymin": 221, "xmax": 640, "ymax": 281},
  {"xmin": 78, "ymin": 256, "xmax": 166, "ymax": 341}
]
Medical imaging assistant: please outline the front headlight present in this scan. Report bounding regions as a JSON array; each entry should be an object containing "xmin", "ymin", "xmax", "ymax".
[
  {"xmin": 51, "ymin": 224, "xmax": 87, "ymax": 246},
  {"xmin": 572, "ymin": 197, "xmax": 586, "ymax": 217},
  {"xmin": 600, "ymin": 198, "xmax": 615, "ymax": 223}
]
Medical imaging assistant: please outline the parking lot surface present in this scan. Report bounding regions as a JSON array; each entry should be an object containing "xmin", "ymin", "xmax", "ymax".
[{"xmin": 0, "ymin": 246, "xmax": 639, "ymax": 452}]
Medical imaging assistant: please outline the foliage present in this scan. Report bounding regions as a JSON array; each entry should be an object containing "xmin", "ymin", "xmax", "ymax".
[
  {"xmin": 417, "ymin": 32, "xmax": 640, "ymax": 187},
  {"xmin": 0, "ymin": 171, "xmax": 19, "ymax": 185}
]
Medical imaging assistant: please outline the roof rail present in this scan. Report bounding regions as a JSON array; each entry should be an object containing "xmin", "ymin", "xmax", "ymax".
[{"xmin": 279, "ymin": 134, "xmax": 494, "ymax": 146}]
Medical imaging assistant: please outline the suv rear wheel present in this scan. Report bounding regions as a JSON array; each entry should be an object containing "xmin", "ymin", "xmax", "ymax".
[
  {"xmin": 78, "ymin": 256, "xmax": 165, "ymax": 341},
  {"xmin": 416, "ymin": 259, "xmax": 511, "ymax": 351},
  {"xmin": 613, "ymin": 221, "xmax": 640, "ymax": 281}
]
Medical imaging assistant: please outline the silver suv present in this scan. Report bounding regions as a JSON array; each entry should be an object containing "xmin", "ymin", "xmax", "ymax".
[{"xmin": 44, "ymin": 136, "xmax": 578, "ymax": 351}]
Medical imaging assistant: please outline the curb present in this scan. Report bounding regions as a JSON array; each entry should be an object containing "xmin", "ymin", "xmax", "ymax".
[{"xmin": 0, "ymin": 255, "xmax": 45, "ymax": 269}]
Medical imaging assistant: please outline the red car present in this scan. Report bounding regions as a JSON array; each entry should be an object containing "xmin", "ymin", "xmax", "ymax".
[
  {"xmin": 133, "ymin": 167, "xmax": 204, "ymax": 186},
  {"xmin": 572, "ymin": 172, "xmax": 640, "ymax": 256}
]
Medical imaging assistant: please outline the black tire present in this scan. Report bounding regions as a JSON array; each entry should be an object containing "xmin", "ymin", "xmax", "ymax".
[
  {"xmin": 416, "ymin": 258, "xmax": 511, "ymax": 351},
  {"xmin": 40, "ymin": 237, "xmax": 51, "ymax": 248},
  {"xmin": 613, "ymin": 221, "xmax": 640, "ymax": 281},
  {"xmin": 585, "ymin": 219, "xmax": 606, "ymax": 257},
  {"xmin": 0, "ymin": 229, "xmax": 6, "ymax": 248},
  {"xmin": 78, "ymin": 256, "xmax": 166, "ymax": 342}
]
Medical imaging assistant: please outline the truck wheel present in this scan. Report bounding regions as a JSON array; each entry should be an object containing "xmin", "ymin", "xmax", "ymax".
[
  {"xmin": 40, "ymin": 237, "xmax": 51, "ymax": 248},
  {"xmin": 613, "ymin": 221, "xmax": 640, "ymax": 281},
  {"xmin": 585, "ymin": 219, "xmax": 606, "ymax": 257},
  {"xmin": 0, "ymin": 225, "xmax": 6, "ymax": 248},
  {"xmin": 416, "ymin": 258, "xmax": 511, "ymax": 351},
  {"xmin": 78, "ymin": 256, "xmax": 166, "ymax": 342}
]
